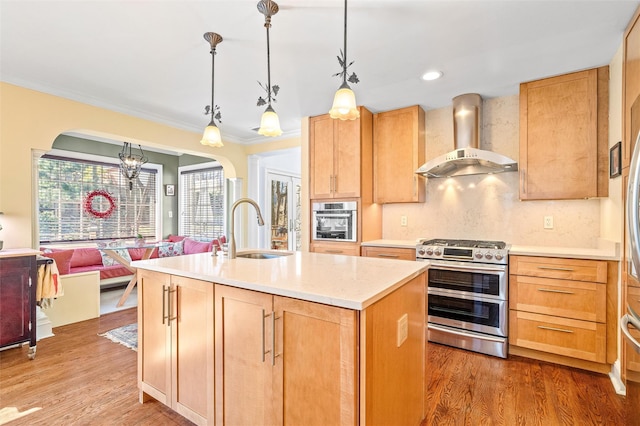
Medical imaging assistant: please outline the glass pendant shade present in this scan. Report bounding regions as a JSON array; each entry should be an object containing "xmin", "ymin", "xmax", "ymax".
[
  {"xmin": 200, "ymin": 121, "xmax": 224, "ymax": 148},
  {"xmin": 258, "ymin": 105, "xmax": 282, "ymax": 137},
  {"xmin": 329, "ymin": 82, "xmax": 359, "ymax": 120}
]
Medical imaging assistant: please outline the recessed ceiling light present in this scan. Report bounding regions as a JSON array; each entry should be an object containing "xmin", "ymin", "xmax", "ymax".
[{"xmin": 422, "ymin": 70, "xmax": 443, "ymax": 81}]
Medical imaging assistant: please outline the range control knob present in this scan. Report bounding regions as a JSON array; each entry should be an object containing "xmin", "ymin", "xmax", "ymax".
[
  {"xmin": 475, "ymin": 252, "xmax": 483, "ymax": 259},
  {"xmin": 495, "ymin": 253, "xmax": 504, "ymax": 261},
  {"xmin": 426, "ymin": 248, "xmax": 433, "ymax": 256},
  {"xmin": 485, "ymin": 252, "xmax": 494, "ymax": 260},
  {"xmin": 418, "ymin": 248, "xmax": 425, "ymax": 256},
  {"xmin": 434, "ymin": 248, "xmax": 442, "ymax": 256}
]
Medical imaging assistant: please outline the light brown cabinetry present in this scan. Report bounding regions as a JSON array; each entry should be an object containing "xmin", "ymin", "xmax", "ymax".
[
  {"xmin": 509, "ymin": 256, "xmax": 617, "ymax": 373},
  {"xmin": 138, "ymin": 270, "xmax": 214, "ymax": 426},
  {"xmin": 361, "ymin": 246, "xmax": 416, "ymax": 261},
  {"xmin": 519, "ymin": 67, "xmax": 609, "ymax": 200},
  {"xmin": 373, "ymin": 105, "xmax": 425, "ymax": 203},
  {"xmin": 310, "ymin": 241, "xmax": 361, "ymax": 257},
  {"xmin": 309, "ymin": 107, "xmax": 373, "ymax": 200},
  {"xmin": 214, "ymin": 285, "xmax": 358, "ymax": 425}
]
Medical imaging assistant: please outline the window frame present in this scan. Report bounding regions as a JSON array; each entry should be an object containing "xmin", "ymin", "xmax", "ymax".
[
  {"xmin": 36, "ymin": 149, "xmax": 163, "ymax": 244},
  {"xmin": 178, "ymin": 161, "xmax": 227, "ymax": 239}
]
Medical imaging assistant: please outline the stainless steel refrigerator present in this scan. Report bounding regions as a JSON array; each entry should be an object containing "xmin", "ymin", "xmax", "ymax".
[{"xmin": 623, "ymin": 130, "xmax": 640, "ymax": 425}]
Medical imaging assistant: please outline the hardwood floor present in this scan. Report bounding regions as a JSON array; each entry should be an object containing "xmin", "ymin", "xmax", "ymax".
[
  {"xmin": 423, "ymin": 343, "xmax": 626, "ymax": 426},
  {"xmin": 0, "ymin": 309, "xmax": 627, "ymax": 425}
]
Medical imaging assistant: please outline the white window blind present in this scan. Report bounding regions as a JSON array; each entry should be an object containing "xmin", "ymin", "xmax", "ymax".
[
  {"xmin": 38, "ymin": 155, "xmax": 158, "ymax": 243},
  {"xmin": 179, "ymin": 165, "xmax": 225, "ymax": 239}
]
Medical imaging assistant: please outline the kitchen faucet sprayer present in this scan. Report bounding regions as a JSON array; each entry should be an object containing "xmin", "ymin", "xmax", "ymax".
[{"xmin": 229, "ymin": 198, "xmax": 265, "ymax": 259}]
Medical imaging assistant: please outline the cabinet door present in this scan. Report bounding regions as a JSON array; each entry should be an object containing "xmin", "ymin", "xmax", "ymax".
[
  {"xmin": 0, "ymin": 257, "xmax": 32, "ymax": 347},
  {"xmin": 172, "ymin": 275, "xmax": 214, "ymax": 425},
  {"xmin": 273, "ymin": 296, "xmax": 358, "ymax": 426},
  {"xmin": 334, "ymin": 118, "xmax": 361, "ymax": 198},
  {"xmin": 214, "ymin": 284, "xmax": 273, "ymax": 425},
  {"xmin": 519, "ymin": 68, "xmax": 606, "ymax": 200},
  {"xmin": 309, "ymin": 114, "xmax": 335, "ymax": 199},
  {"xmin": 374, "ymin": 105, "xmax": 425, "ymax": 203},
  {"xmin": 138, "ymin": 269, "xmax": 172, "ymax": 405}
]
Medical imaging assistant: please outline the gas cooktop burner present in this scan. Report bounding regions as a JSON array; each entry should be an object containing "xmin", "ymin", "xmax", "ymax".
[{"xmin": 419, "ymin": 239, "xmax": 506, "ymax": 250}]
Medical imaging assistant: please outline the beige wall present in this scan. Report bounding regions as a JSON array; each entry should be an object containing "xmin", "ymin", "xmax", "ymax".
[{"xmin": 0, "ymin": 82, "xmax": 300, "ymax": 249}]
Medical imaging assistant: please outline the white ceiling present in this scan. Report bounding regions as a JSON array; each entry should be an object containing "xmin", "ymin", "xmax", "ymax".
[{"xmin": 1, "ymin": 0, "xmax": 638, "ymax": 145}]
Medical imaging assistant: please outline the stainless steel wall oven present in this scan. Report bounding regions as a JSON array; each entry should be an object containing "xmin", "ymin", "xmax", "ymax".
[
  {"xmin": 417, "ymin": 239, "xmax": 509, "ymax": 358},
  {"xmin": 312, "ymin": 201, "xmax": 357, "ymax": 242}
]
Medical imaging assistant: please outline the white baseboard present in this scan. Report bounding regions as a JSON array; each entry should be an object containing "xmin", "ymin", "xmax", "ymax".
[{"xmin": 609, "ymin": 359, "xmax": 626, "ymax": 395}]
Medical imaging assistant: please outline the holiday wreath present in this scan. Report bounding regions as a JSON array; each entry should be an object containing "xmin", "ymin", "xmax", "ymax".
[{"xmin": 84, "ymin": 189, "xmax": 116, "ymax": 219}]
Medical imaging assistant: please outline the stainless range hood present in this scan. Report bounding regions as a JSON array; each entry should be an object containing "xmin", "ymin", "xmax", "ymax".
[{"xmin": 415, "ymin": 93, "xmax": 518, "ymax": 178}]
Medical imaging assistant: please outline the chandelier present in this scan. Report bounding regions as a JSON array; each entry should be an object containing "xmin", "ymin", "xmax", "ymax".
[
  {"xmin": 119, "ymin": 142, "xmax": 148, "ymax": 190},
  {"xmin": 329, "ymin": 0, "xmax": 360, "ymax": 120},
  {"xmin": 256, "ymin": 0, "xmax": 282, "ymax": 137},
  {"xmin": 201, "ymin": 32, "xmax": 224, "ymax": 147}
]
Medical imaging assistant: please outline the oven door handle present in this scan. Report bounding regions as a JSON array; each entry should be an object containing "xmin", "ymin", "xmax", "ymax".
[
  {"xmin": 621, "ymin": 313, "xmax": 640, "ymax": 355},
  {"xmin": 428, "ymin": 323, "xmax": 506, "ymax": 343},
  {"xmin": 315, "ymin": 213, "xmax": 352, "ymax": 218},
  {"xmin": 428, "ymin": 261, "xmax": 506, "ymax": 274}
]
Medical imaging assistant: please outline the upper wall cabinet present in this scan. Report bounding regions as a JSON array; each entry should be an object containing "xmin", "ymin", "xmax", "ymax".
[
  {"xmin": 373, "ymin": 105, "xmax": 425, "ymax": 203},
  {"xmin": 623, "ymin": 7, "xmax": 640, "ymax": 168},
  {"xmin": 309, "ymin": 107, "xmax": 373, "ymax": 200},
  {"xmin": 519, "ymin": 67, "xmax": 609, "ymax": 200}
]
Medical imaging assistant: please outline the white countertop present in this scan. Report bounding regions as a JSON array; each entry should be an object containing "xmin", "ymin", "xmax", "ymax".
[
  {"xmin": 0, "ymin": 248, "xmax": 41, "ymax": 259},
  {"xmin": 361, "ymin": 239, "xmax": 419, "ymax": 249},
  {"xmin": 132, "ymin": 251, "xmax": 427, "ymax": 310}
]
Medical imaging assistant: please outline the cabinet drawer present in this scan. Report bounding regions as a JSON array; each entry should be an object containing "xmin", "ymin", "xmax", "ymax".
[
  {"xmin": 510, "ymin": 256, "xmax": 607, "ymax": 283},
  {"xmin": 361, "ymin": 246, "xmax": 416, "ymax": 261},
  {"xmin": 310, "ymin": 243, "xmax": 360, "ymax": 257},
  {"xmin": 509, "ymin": 310, "xmax": 606, "ymax": 363},
  {"xmin": 510, "ymin": 275, "xmax": 606, "ymax": 322}
]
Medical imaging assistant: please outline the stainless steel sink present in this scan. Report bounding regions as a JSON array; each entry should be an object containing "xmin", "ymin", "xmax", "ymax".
[{"xmin": 235, "ymin": 251, "xmax": 293, "ymax": 259}]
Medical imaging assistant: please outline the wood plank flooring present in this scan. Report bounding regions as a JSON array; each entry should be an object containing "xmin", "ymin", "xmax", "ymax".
[{"xmin": 0, "ymin": 309, "xmax": 627, "ymax": 425}]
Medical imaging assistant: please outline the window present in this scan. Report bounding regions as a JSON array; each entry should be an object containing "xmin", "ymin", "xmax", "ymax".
[
  {"xmin": 38, "ymin": 154, "xmax": 159, "ymax": 243},
  {"xmin": 179, "ymin": 163, "xmax": 225, "ymax": 239}
]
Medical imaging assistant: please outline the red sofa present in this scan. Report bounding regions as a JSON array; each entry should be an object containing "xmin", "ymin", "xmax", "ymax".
[{"xmin": 41, "ymin": 235, "xmax": 223, "ymax": 287}]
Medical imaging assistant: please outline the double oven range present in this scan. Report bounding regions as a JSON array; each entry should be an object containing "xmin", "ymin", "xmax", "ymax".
[{"xmin": 417, "ymin": 239, "xmax": 510, "ymax": 358}]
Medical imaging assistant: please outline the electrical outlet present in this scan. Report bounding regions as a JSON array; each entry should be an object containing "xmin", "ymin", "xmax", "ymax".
[
  {"xmin": 397, "ymin": 313, "xmax": 409, "ymax": 347},
  {"xmin": 400, "ymin": 215, "xmax": 408, "ymax": 227},
  {"xmin": 544, "ymin": 215, "xmax": 553, "ymax": 229}
]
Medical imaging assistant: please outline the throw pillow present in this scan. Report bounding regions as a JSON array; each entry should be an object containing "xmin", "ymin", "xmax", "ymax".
[
  {"xmin": 97, "ymin": 242, "xmax": 132, "ymax": 266},
  {"xmin": 168, "ymin": 234, "xmax": 187, "ymax": 243},
  {"xmin": 158, "ymin": 240, "xmax": 185, "ymax": 258},
  {"xmin": 183, "ymin": 237, "xmax": 212, "ymax": 254},
  {"xmin": 41, "ymin": 249, "xmax": 74, "ymax": 275}
]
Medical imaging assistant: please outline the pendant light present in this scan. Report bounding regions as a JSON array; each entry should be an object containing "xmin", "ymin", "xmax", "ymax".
[
  {"xmin": 256, "ymin": 0, "xmax": 283, "ymax": 137},
  {"xmin": 119, "ymin": 142, "xmax": 148, "ymax": 190},
  {"xmin": 200, "ymin": 32, "xmax": 224, "ymax": 148},
  {"xmin": 329, "ymin": 0, "xmax": 360, "ymax": 120}
]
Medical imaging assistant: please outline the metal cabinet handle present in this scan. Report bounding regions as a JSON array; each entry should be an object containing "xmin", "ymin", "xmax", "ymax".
[
  {"xmin": 162, "ymin": 285, "xmax": 168, "ymax": 325},
  {"xmin": 262, "ymin": 309, "xmax": 270, "ymax": 362},
  {"xmin": 537, "ymin": 325, "xmax": 574, "ymax": 333},
  {"xmin": 377, "ymin": 254, "xmax": 400, "ymax": 258},
  {"xmin": 326, "ymin": 250, "xmax": 343, "ymax": 254},
  {"xmin": 537, "ymin": 288, "xmax": 575, "ymax": 295},
  {"xmin": 168, "ymin": 287, "xmax": 177, "ymax": 323},
  {"xmin": 333, "ymin": 175, "xmax": 337, "ymax": 193},
  {"xmin": 272, "ymin": 311, "xmax": 281, "ymax": 366},
  {"xmin": 537, "ymin": 266, "xmax": 574, "ymax": 272},
  {"xmin": 413, "ymin": 176, "xmax": 417, "ymax": 197}
]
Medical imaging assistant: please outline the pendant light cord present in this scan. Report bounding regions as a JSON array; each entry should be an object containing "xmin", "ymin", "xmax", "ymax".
[
  {"xmin": 210, "ymin": 45, "xmax": 216, "ymax": 116},
  {"xmin": 266, "ymin": 21, "xmax": 272, "ymax": 106},
  {"xmin": 343, "ymin": 0, "xmax": 348, "ymax": 85}
]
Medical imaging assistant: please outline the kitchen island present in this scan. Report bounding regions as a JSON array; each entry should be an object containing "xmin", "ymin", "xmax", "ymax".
[{"xmin": 132, "ymin": 251, "xmax": 427, "ymax": 426}]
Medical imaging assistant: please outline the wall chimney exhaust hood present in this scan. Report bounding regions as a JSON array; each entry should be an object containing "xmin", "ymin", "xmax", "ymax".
[{"xmin": 415, "ymin": 93, "xmax": 518, "ymax": 178}]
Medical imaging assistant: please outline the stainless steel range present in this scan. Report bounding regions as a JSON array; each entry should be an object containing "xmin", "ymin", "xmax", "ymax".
[{"xmin": 416, "ymin": 239, "xmax": 510, "ymax": 358}]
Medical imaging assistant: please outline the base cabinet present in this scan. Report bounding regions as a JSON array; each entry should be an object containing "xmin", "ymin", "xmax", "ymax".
[
  {"xmin": 214, "ymin": 285, "xmax": 358, "ymax": 425},
  {"xmin": 0, "ymin": 255, "xmax": 37, "ymax": 359},
  {"xmin": 138, "ymin": 270, "xmax": 214, "ymax": 426},
  {"xmin": 361, "ymin": 246, "xmax": 416, "ymax": 261},
  {"xmin": 509, "ymin": 256, "xmax": 617, "ymax": 372}
]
